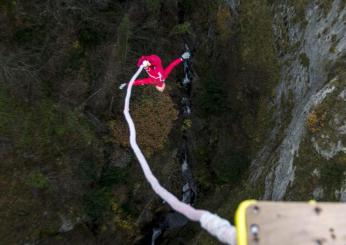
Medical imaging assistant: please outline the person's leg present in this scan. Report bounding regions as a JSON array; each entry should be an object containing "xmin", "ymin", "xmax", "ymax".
[
  {"xmin": 133, "ymin": 77, "xmax": 156, "ymax": 86},
  {"xmin": 134, "ymin": 77, "xmax": 165, "ymax": 92},
  {"xmin": 163, "ymin": 58, "xmax": 183, "ymax": 78}
]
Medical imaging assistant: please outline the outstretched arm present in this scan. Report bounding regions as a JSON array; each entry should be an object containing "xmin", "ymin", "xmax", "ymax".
[{"xmin": 163, "ymin": 58, "xmax": 183, "ymax": 78}]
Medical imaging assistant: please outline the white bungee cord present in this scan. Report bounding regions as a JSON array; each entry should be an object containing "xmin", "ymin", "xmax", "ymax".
[{"xmin": 123, "ymin": 65, "xmax": 237, "ymax": 245}]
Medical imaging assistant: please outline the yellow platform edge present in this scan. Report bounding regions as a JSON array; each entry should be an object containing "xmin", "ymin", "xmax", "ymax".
[{"xmin": 235, "ymin": 200, "xmax": 257, "ymax": 245}]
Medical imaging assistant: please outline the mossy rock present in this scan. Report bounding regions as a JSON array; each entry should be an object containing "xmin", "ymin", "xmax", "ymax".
[{"xmin": 288, "ymin": 77, "xmax": 346, "ymax": 201}]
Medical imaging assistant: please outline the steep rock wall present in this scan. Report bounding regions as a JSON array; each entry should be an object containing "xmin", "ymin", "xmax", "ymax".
[{"xmin": 251, "ymin": 0, "xmax": 346, "ymax": 201}]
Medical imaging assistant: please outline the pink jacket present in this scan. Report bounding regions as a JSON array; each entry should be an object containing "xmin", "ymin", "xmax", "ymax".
[{"xmin": 134, "ymin": 55, "xmax": 183, "ymax": 87}]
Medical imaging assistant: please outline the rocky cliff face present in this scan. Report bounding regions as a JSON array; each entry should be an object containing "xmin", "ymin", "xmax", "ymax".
[
  {"xmin": 189, "ymin": 1, "xmax": 345, "ymax": 243},
  {"xmin": 250, "ymin": 0, "xmax": 346, "ymax": 201}
]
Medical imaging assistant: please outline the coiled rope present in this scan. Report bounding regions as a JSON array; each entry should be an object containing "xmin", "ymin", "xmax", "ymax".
[{"xmin": 123, "ymin": 65, "xmax": 237, "ymax": 245}]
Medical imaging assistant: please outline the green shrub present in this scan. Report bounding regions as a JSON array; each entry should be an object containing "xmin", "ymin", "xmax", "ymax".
[
  {"xmin": 78, "ymin": 22, "xmax": 107, "ymax": 48},
  {"xmin": 66, "ymin": 41, "xmax": 85, "ymax": 72},
  {"xmin": 291, "ymin": 0, "xmax": 309, "ymax": 24},
  {"xmin": 317, "ymin": 0, "xmax": 334, "ymax": 16},
  {"xmin": 0, "ymin": 88, "xmax": 14, "ymax": 136},
  {"xmin": 214, "ymin": 153, "xmax": 250, "ymax": 184},
  {"xmin": 179, "ymin": 0, "xmax": 193, "ymax": 13},
  {"xmin": 181, "ymin": 119, "xmax": 192, "ymax": 131},
  {"xmin": 99, "ymin": 167, "xmax": 129, "ymax": 187},
  {"xmin": 299, "ymin": 52, "xmax": 310, "ymax": 68},
  {"xmin": 79, "ymin": 159, "xmax": 100, "ymax": 184},
  {"xmin": 320, "ymin": 161, "xmax": 346, "ymax": 188},
  {"xmin": 145, "ymin": 0, "xmax": 161, "ymax": 15},
  {"xmin": 11, "ymin": 16, "xmax": 47, "ymax": 47},
  {"xmin": 239, "ymin": 0, "xmax": 280, "ymax": 95},
  {"xmin": 0, "ymin": 84, "xmax": 97, "ymax": 164},
  {"xmin": 170, "ymin": 22, "xmax": 192, "ymax": 36},
  {"xmin": 196, "ymin": 74, "xmax": 228, "ymax": 117},
  {"xmin": 0, "ymin": 0, "xmax": 16, "ymax": 8},
  {"xmin": 116, "ymin": 15, "xmax": 132, "ymax": 64},
  {"xmin": 27, "ymin": 171, "xmax": 49, "ymax": 189},
  {"xmin": 84, "ymin": 188, "xmax": 111, "ymax": 222},
  {"xmin": 14, "ymin": 27, "xmax": 34, "ymax": 44}
]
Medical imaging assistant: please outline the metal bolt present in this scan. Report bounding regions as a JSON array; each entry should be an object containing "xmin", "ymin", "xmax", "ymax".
[
  {"xmin": 253, "ymin": 205, "xmax": 260, "ymax": 214},
  {"xmin": 250, "ymin": 224, "xmax": 260, "ymax": 242},
  {"xmin": 329, "ymin": 228, "xmax": 336, "ymax": 240},
  {"xmin": 250, "ymin": 224, "xmax": 260, "ymax": 235},
  {"xmin": 314, "ymin": 206, "xmax": 322, "ymax": 215}
]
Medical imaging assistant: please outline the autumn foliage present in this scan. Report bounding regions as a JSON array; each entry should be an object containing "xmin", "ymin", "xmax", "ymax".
[
  {"xmin": 110, "ymin": 87, "xmax": 178, "ymax": 157},
  {"xmin": 307, "ymin": 110, "xmax": 326, "ymax": 133}
]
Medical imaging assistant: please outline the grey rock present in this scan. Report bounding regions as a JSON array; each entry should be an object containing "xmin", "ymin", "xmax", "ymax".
[
  {"xmin": 59, "ymin": 215, "xmax": 75, "ymax": 233},
  {"xmin": 312, "ymin": 187, "xmax": 324, "ymax": 200},
  {"xmin": 339, "ymin": 89, "xmax": 346, "ymax": 101},
  {"xmin": 252, "ymin": 0, "xmax": 346, "ymax": 200},
  {"xmin": 312, "ymin": 137, "xmax": 346, "ymax": 160}
]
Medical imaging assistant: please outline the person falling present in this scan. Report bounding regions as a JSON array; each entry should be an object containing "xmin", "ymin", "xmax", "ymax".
[{"xmin": 119, "ymin": 52, "xmax": 191, "ymax": 92}]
